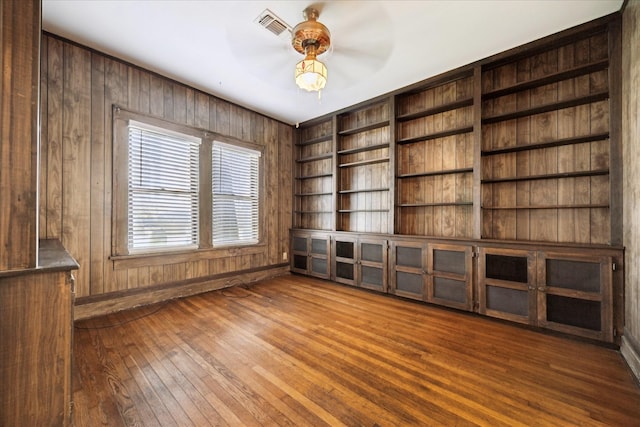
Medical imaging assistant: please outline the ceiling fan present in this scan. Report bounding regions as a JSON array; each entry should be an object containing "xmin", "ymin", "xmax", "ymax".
[{"xmin": 225, "ymin": 2, "xmax": 393, "ymax": 95}]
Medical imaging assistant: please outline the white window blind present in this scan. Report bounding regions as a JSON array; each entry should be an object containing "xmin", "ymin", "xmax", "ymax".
[
  {"xmin": 212, "ymin": 141, "xmax": 261, "ymax": 246},
  {"xmin": 128, "ymin": 123, "xmax": 200, "ymax": 252}
]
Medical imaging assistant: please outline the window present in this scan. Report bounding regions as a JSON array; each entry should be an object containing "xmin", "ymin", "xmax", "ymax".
[
  {"xmin": 112, "ymin": 108, "xmax": 264, "ymax": 257},
  {"xmin": 212, "ymin": 141, "xmax": 261, "ymax": 246},
  {"xmin": 127, "ymin": 121, "xmax": 200, "ymax": 252}
]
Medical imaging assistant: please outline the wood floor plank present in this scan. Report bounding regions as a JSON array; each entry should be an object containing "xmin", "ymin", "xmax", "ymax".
[{"xmin": 73, "ymin": 274, "xmax": 640, "ymax": 426}]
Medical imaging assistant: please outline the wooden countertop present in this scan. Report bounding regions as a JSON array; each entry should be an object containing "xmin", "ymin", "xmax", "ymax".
[{"xmin": 0, "ymin": 239, "xmax": 78, "ymax": 279}]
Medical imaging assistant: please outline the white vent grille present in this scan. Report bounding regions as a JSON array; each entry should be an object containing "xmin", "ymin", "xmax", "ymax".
[{"xmin": 255, "ymin": 9, "xmax": 291, "ymax": 37}]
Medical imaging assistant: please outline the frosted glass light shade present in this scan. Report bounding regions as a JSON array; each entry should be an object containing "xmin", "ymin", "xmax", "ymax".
[{"xmin": 295, "ymin": 58, "xmax": 327, "ymax": 92}]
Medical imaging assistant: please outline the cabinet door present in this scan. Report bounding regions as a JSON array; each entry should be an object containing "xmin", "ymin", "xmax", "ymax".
[
  {"xmin": 478, "ymin": 247, "xmax": 537, "ymax": 324},
  {"xmin": 390, "ymin": 240, "xmax": 427, "ymax": 301},
  {"xmin": 427, "ymin": 243, "xmax": 473, "ymax": 311},
  {"xmin": 358, "ymin": 239, "xmax": 388, "ymax": 292},
  {"xmin": 309, "ymin": 236, "xmax": 331, "ymax": 279},
  {"xmin": 290, "ymin": 232, "xmax": 330, "ymax": 279},
  {"xmin": 333, "ymin": 236, "xmax": 357, "ymax": 286},
  {"xmin": 536, "ymin": 252, "xmax": 613, "ymax": 342},
  {"xmin": 291, "ymin": 233, "xmax": 309, "ymax": 274}
]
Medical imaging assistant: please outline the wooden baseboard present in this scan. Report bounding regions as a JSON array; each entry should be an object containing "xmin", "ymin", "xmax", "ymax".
[
  {"xmin": 74, "ymin": 265, "xmax": 290, "ymax": 320},
  {"xmin": 621, "ymin": 331, "xmax": 640, "ymax": 383}
]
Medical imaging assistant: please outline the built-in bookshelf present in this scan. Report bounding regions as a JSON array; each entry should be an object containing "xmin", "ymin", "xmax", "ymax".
[
  {"xmin": 395, "ymin": 71, "xmax": 475, "ymax": 238},
  {"xmin": 293, "ymin": 118, "xmax": 334, "ymax": 230},
  {"xmin": 336, "ymin": 99, "xmax": 393, "ymax": 234},
  {"xmin": 480, "ymin": 29, "xmax": 612, "ymax": 244}
]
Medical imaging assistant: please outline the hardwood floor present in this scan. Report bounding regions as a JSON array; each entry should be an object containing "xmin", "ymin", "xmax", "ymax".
[{"xmin": 72, "ymin": 274, "xmax": 640, "ymax": 426}]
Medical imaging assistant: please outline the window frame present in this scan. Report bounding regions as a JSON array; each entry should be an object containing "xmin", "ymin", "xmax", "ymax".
[
  {"xmin": 211, "ymin": 139, "xmax": 263, "ymax": 248},
  {"xmin": 112, "ymin": 107, "xmax": 265, "ymax": 260}
]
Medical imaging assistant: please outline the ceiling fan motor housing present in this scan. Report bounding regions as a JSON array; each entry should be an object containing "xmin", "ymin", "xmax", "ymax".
[{"xmin": 292, "ymin": 7, "xmax": 331, "ymax": 59}]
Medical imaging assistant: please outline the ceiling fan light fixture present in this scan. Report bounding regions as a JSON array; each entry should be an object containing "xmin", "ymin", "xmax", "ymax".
[
  {"xmin": 295, "ymin": 57, "xmax": 327, "ymax": 92},
  {"xmin": 292, "ymin": 7, "xmax": 330, "ymax": 93}
]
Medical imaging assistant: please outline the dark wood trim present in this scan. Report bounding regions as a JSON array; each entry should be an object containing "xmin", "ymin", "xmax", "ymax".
[
  {"xmin": 75, "ymin": 263, "xmax": 288, "ymax": 306},
  {"xmin": 472, "ymin": 65, "xmax": 483, "ymax": 240},
  {"xmin": 608, "ymin": 17, "xmax": 623, "ymax": 246}
]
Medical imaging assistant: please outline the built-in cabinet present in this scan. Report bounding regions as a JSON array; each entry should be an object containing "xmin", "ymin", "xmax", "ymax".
[
  {"xmin": 478, "ymin": 247, "xmax": 614, "ymax": 342},
  {"xmin": 428, "ymin": 243, "xmax": 474, "ymax": 311},
  {"xmin": 389, "ymin": 240, "xmax": 474, "ymax": 310},
  {"xmin": 332, "ymin": 234, "xmax": 388, "ymax": 292},
  {"xmin": 292, "ymin": 229, "xmax": 621, "ymax": 343},
  {"xmin": 290, "ymin": 231, "xmax": 331, "ymax": 280},
  {"xmin": 390, "ymin": 240, "xmax": 428, "ymax": 300},
  {"xmin": 0, "ymin": 240, "xmax": 78, "ymax": 426},
  {"xmin": 290, "ymin": 16, "xmax": 622, "ymax": 343}
]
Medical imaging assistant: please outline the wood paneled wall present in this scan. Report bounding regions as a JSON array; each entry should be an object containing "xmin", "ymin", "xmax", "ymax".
[
  {"xmin": 622, "ymin": 0, "xmax": 640, "ymax": 380},
  {"xmin": 0, "ymin": 0, "xmax": 40, "ymax": 271},
  {"xmin": 38, "ymin": 34, "xmax": 292, "ymax": 303}
]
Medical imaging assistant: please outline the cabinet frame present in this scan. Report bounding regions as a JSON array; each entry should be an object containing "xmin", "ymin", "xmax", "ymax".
[
  {"xmin": 536, "ymin": 251, "xmax": 613, "ymax": 341},
  {"xmin": 477, "ymin": 246, "xmax": 538, "ymax": 324},
  {"xmin": 389, "ymin": 240, "xmax": 428, "ymax": 301},
  {"xmin": 427, "ymin": 243, "xmax": 474, "ymax": 311},
  {"xmin": 331, "ymin": 235, "xmax": 388, "ymax": 292},
  {"xmin": 290, "ymin": 230, "xmax": 331, "ymax": 280}
]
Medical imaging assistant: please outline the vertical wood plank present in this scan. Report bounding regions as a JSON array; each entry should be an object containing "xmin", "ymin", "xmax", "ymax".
[
  {"xmin": 103, "ymin": 58, "xmax": 129, "ymax": 293},
  {"xmin": 0, "ymin": 0, "xmax": 40, "ymax": 270},
  {"xmin": 39, "ymin": 36, "xmax": 49, "ymax": 239},
  {"xmin": 90, "ymin": 53, "xmax": 106, "ymax": 296},
  {"xmin": 62, "ymin": 43, "xmax": 92, "ymax": 297},
  {"xmin": 45, "ymin": 37, "xmax": 64, "ymax": 240}
]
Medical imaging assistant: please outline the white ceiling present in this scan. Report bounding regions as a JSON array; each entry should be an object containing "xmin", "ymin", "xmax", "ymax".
[{"xmin": 42, "ymin": 1, "xmax": 622, "ymax": 126}]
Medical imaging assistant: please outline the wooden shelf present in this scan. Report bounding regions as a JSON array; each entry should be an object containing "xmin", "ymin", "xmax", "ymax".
[
  {"xmin": 338, "ymin": 209, "xmax": 389, "ymax": 213},
  {"xmin": 396, "ymin": 126, "xmax": 474, "ymax": 145},
  {"xmin": 338, "ymin": 143, "xmax": 389, "ymax": 156},
  {"xmin": 294, "ymin": 192, "xmax": 333, "ymax": 197},
  {"xmin": 339, "ymin": 188, "xmax": 389, "ymax": 194},
  {"xmin": 294, "ymin": 173, "xmax": 333, "ymax": 180},
  {"xmin": 482, "ymin": 204, "xmax": 609, "ymax": 210},
  {"xmin": 398, "ymin": 168, "xmax": 473, "ymax": 179},
  {"xmin": 396, "ymin": 98, "xmax": 474, "ymax": 122},
  {"xmin": 398, "ymin": 202, "xmax": 473, "ymax": 208},
  {"xmin": 482, "ymin": 59, "xmax": 609, "ymax": 100},
  {"xmin": 296, "ymin": 153, "xmax": 333, "ymax": 163},
  {"xmin": 294, "ymin": 210, "xmax": 333, "ymax": 214},
  {"xmin": 338, "ymin": 120, "xmax": 390, "ymax": 136},
  {"xmin": 482, "ymin": 91, "xmax": 609, "ymax": 124},
  {"xmin": 481, "ymin": 169, "xmax": 609, "ymax": 184},
  {"xmin": 296, "ymin": 134, "xmax": 333, "ymax": 146},
  {"xmin": 338, "ymin": 158, "xmax": 389, "ymax": 168},
  {"xmin": 481, "ymin": 133, "xmax": 609, "ymax": 156}
]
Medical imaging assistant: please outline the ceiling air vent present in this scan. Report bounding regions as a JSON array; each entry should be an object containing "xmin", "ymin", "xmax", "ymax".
[{"xmin": 255, "ymin": 9, "xmax": 291, "ymax": 37}]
